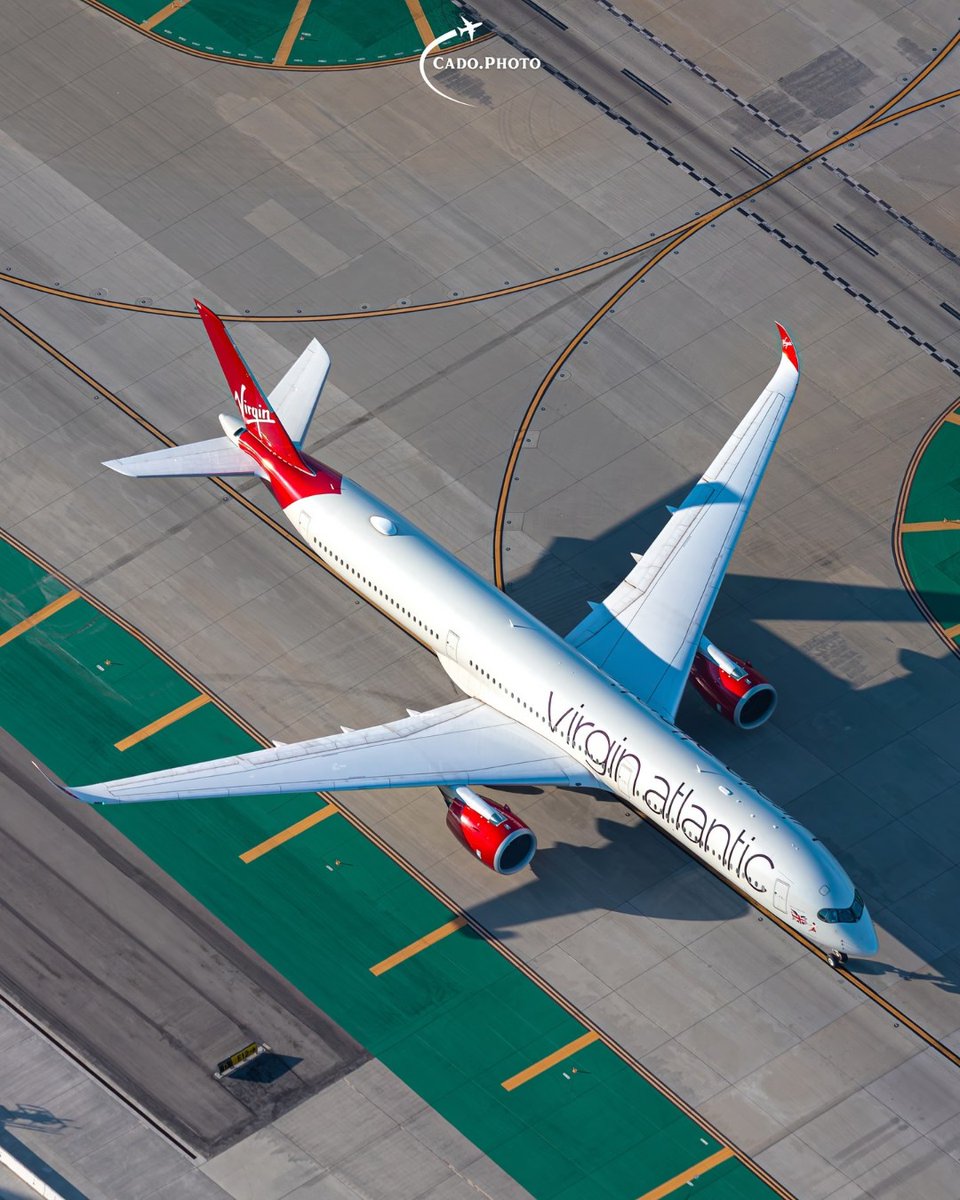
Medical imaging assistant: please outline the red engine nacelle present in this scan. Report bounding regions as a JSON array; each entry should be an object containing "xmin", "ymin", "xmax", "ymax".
[
  {"xmin": 689, "ymin": 637, "xmax": 777, "ymax": 730},
  {"xmin": 443, "ymin": 786, "xmax": 537, "ymax": 875}
]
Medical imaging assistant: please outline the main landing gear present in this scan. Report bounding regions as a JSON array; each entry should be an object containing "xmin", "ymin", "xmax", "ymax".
[{"xmin": 826, "ymin": 951, "xmax": 848, "ymax": 969}]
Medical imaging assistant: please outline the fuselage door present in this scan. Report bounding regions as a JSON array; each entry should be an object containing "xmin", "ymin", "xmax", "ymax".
[
  {"xmin": 772, "ymin": 877, "xmax": 789, "ymax": 913},
  {"xmin": 298, "ymin": 510, "xmax": 311, "ymax": 536},
  {"xmin": 445, "ymin": 630, "xmax": 460, "ymax": 662}
]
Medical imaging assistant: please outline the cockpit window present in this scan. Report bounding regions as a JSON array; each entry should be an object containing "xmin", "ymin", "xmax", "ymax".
[{"xmin": 817, "ymin": 889, "xmax": 864, "ymax": 925}]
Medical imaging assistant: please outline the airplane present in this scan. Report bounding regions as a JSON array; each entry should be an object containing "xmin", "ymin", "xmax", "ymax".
[
  {"xmin": 53, "ymin": 301, "xmax": 878, "ymax": 968},
  {"xmin": 457, "ymin": 18, "xmax": 482, "ymax": 40}
]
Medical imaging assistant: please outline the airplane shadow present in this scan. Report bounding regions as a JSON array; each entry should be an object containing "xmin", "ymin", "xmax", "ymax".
[
  {"xmin": 476, "ymin": 483, "xmax": 960, "ymax": 994},
  {"xmin": 0, "ymin": 1104, "xmax": 69, "ymax": 1133},
  {"xmin": 854, "ymin": 959, "xmax": 960, "ymax": 993},
  {"xmin": 0, "ymin": 1119, "xmax": 84, "ymax": 1200}
]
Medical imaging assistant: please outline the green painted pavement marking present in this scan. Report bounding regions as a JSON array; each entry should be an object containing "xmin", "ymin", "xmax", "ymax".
[
  {"xmin": 0, "ymin": 541, "xmax": 75, "ymax": 634},
  {"xmin": 901, "ymin": 530, "xmax": 960, "ymax": 633},
  {"xmin": 0, "ymin": 535, "xmax": 783, "ymax": 1200},
  {"xmin": 294, "ymin": 0, "xmax": 430, "ymax": 64},
  {"xmin": 92, "ymin": 0, "xmax": 473, "ymax": 66},
  {"xmin": 902, "ymin": 416, "xmax": 960, "ymax": 525},
  {"xmin": 898, "ymin": 409, "xmax": 960, "ymax": 637},
  {"xmin": 156, "ymin": 0, "xmax": 308, "ymax": 62}
]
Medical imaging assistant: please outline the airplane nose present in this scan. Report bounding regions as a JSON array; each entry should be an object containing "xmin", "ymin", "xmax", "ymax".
[{"xmin": 843, "ymin": 909, "xmax": 878, "ymax": 958}]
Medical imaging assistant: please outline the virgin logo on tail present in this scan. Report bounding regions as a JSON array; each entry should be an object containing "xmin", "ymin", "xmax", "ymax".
[{"xmin": 235, "ymin": 384, "xmax": 275, "ymax": 433}]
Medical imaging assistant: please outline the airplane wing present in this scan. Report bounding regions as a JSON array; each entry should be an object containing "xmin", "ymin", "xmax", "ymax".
[
  {"xmin": 62, "ymin": 698, "xmax": 599, "ymax": 804},
  {"xmin": 565, "ymin": 325, "xmax": 800, "ymax": 723},
  {"xmin": 268, "ymin": 338, "xmax": 330, "ymax": 447}
]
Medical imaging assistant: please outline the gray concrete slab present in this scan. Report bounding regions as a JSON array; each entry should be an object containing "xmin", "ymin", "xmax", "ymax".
[
  {"xmin": 0, "ymin": 730, "xmax": 366, "ymax": 1159},
  {"xmin": 0, "ymin": 1157, "xmax": 40, "ymax": 1200},
  {"xmin": 4, "ymin": 2, "xmax": 960, "ymax": 1199},
  {"xmin": 0, "ymin": 1006, "xmax": 229, "ymax": 1200}
]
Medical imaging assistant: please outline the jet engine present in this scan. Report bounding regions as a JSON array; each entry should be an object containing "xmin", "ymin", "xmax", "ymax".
[
  {"xmin": 441, "ymin": 786, "xmax": 537, "ymax": 874},
  {"xmin": 689, "ymin": 637, "xmax": 777, "ymax": 730}
]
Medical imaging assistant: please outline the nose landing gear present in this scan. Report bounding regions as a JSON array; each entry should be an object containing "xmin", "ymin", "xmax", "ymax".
[{"xmin": 826, "ymin": 951, "xmax": 848, "ymax": 968}]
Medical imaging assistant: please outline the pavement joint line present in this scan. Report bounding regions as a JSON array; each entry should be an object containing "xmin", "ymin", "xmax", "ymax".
[
  {"xmin": 274, "ymin": 0, "xmax": 312, "ymax": 65},
  {"xmin": 0, "ymin": 26, "xmax": 955, "ymax": 1199},
  {"xmin": 240, "ymin": 802, "xmax": 338, "ymax": 863},
  {"xmin": 370, "ymin": 916, "xmax": 468, "ymax": 976},
  {"xmin": 2, "ymin": 63, "xmax": 957, "ymax": 326},
  {"xmin": 0, "ymin": 302, "xmax": 429, "ymax": 656},
  {"xmin": 0, "ymin": 523, "xmax": 866, "ymax": 1200},
  {"xmin": 501, "ymin": 1029, "xmax": 599, "ymax": 1091},
  {"xmin": 485, "ymin": 28, "xmax": 960, "ymax": 588},
  {"xmin": 1, "ymin": 974, "xmax": 199, "ymax": 1160},
  {"xmin": 635, "ymin": 1147, "xmax": 734, "ymax": 1200},
  {"xmin": 402, "ymin": 0, "xmax": 436, "ymax": 46},
  {"xmin": 141, "ymin": 0, "xmax": 191, "ymax": 31},
  {"xmin": 0, "ymin": 590, "xmax": 80, "ymax": 649},
  {"xmin": 115, "ymin": 693, "xmax": 211, "ymax": 752},
  {"xmin": 0, "ymin": 526, "xmax": 815, "ymax": 1198},
  {"xmin": 593, "ymin": 0, "xmax": 960, "ymax": 272}
]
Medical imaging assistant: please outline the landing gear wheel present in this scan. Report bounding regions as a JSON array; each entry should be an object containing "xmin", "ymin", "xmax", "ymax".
[
  {"xmin": 827, "ymin": 952, "xmax": 842, "ymax": 969},
  {"xmin": 838, "ymin": 951, "xmax": 848, "ymax": 964}
]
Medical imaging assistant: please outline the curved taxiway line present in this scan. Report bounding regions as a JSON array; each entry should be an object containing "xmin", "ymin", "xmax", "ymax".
[
  {"xmin": 0, "ymin": 239, "xmax": 670, "ymax": 323},
  {"xmin": 2, "ymin": 312, "xmax": 960, "ymax": 1077},
  {"xmin": 2, "ymin": 23, "xmax": 960, "ymax": 1083},
  {"xmin": 490, "ymin": 62, "xmax": 960, "ymax": 588},
  {"xmin": 0, "ymin": 303, "xmax": 429, "ymax": 655},
  {"xmin": 80, "ymin": 0, "xmax": 494, "ymax": 71},
  {"xmin": 0, "ymin": 91, "xmax": 956, "ymax": 335},
  {"xmin": 893, "ymin": 395, "xmax": 960, "ymax": 661},
  {"xmin": 2, "ymin": 31, "xmax": 954, "ymax": 327}
]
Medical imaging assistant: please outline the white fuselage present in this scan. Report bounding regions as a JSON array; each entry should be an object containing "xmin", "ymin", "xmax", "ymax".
[{"xmin": 286, "ymin": 479, "xmax": 877, "ymax": 959}]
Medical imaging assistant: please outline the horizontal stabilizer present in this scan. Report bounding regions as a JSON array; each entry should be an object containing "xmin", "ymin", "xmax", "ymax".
[
  {"xmin": 104, "ymin": 436, "xmax": 263, "ymax": 479},
  {"xmin": 268, "ymin": 339, "xmax": 330, "ymax": 447}
]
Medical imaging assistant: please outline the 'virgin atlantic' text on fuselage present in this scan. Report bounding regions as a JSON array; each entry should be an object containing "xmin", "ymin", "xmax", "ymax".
[{"xmin": 546, "ymin": 691, "xmax": 775, "ymax": 893}]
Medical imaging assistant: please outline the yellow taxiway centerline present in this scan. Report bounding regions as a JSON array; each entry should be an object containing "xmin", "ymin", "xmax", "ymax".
[
  {"xmin": 370, "ymin": 916, "xmax": 468, "ymax": 976},
  {"xmin": 141, "ymin": 0, "xmax": 191, "ymax": 32},
  {"xmin": 274, "ymin": 0, "xmax": 312, "ymax": 65},
  {"xmin": 0, "ymin": 590, "xmax": 80, "ymax": 649},
  {"xmin": 240, "ymin": 802, "xmax": 338, "ymax": 863},
  {"xmin": 501, "ymin": 1029, "xmax": 600, "ymax": 1091},
  {"xmin": 635, "ymin": 1147, "xmax": 734, "ymax": 1200},
  {"xmin": 115, "ymin": 693, "xmax": 210, "ymax": 752},
  {"xmin": 403, "ymin": 0, "xmax": 436, "ymax": 46}
]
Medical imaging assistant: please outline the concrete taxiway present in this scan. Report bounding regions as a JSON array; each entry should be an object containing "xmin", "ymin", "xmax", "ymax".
[{"xmin": 2, "ymin": 0, "xmax": 960, "ymax": 1197}]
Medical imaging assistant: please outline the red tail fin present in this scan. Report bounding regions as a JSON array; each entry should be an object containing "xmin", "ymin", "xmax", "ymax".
[{"xmin": 195, "ymin": 300, "xmax": 304, "ymax": 466}]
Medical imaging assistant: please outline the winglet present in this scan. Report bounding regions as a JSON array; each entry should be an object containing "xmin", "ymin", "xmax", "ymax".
[
  {"xmin": 32, "ymin": 760, "xmax": 86, "ymax": 801},
  {"xmin": 775, "ymin": 322, "xmax": 799, "ymax": 372}
]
